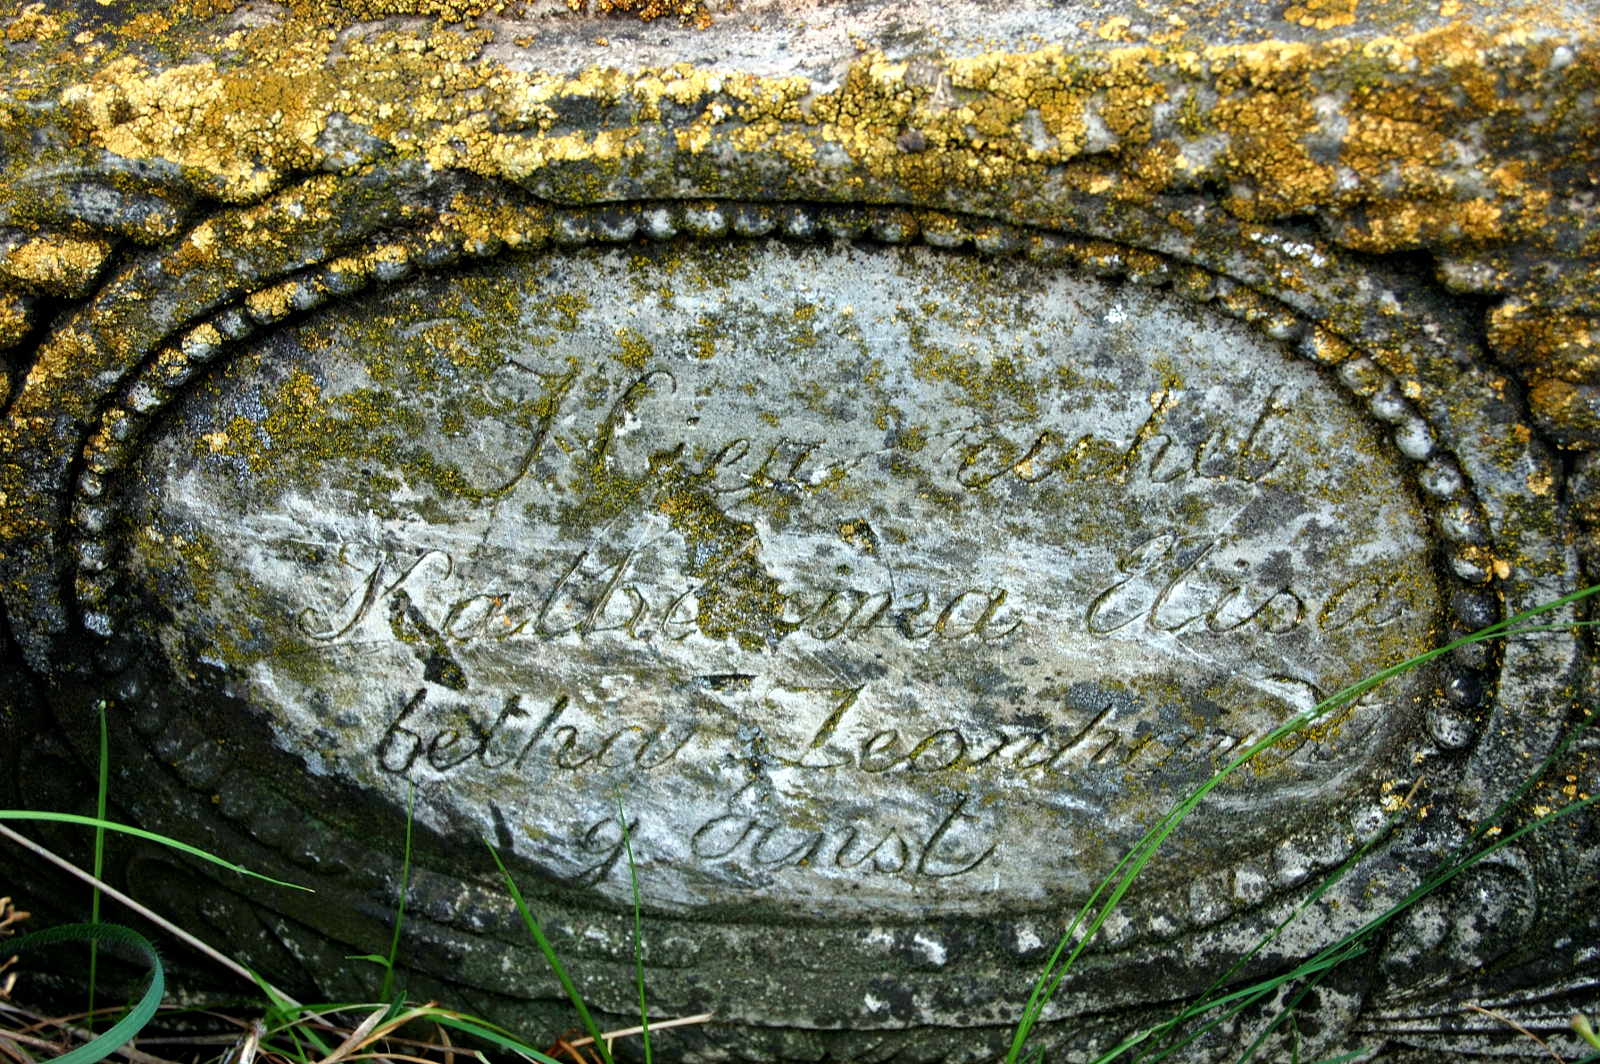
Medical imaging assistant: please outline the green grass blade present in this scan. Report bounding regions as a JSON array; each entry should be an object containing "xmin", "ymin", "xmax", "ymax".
[
  {"xmin": 1234, "ymin": 965, "xmax": 1336, "ymax": 1064},
  {"xmin": 1077, "ymin": 1024, "xmax": 1159, "ymax": 1064},
  {"xmin": 1113, "ymin": 720, "xmax": 1592, "ymax": 1060},
  {"xmin": 1109, "ymin": 946, "xmax": 1367, "ymax": 1064},
  {"xmin": 1006, "ymin": 583, "xmax": 1600, "ymax": 1064},
  {"xmin": 616, "ymin": 792, "xmax": 650, "ymax": 1064},
  {"xmin": 1304, "ymin": 792, "xmax": 1600, "ymax": 978},
  {"xmin": 1139, "ymin": 783, "xmax": 1598, "ymax": 1064},
  {"xmin": 266, "ymin": 1002, "xmax": 366, "ymax": 1021},
  {"xmin": 242, "ymin": 964, "xmax": 333, "ymax": 1054},
  {"xmin": 9, "ymin": 923, "xmax": 163, "ymax": 1064},
  {"xmin": 427, "ymin": 1013, "xmax": 569, "ymax": 1064},
  {"xmin": 1145, "ymin": 794, "xmax": 1600, "ymax": 1064},
  {"xmin": 1006, "ymin": 802, "xmax": 1191, "ymax": 1059},
  {"xmin": 245, "ymin": 964, "xmax": 298, "ymax": 1028},
  {"xmin": 1130, "ymin": 782, "xmax": 1424, "ymax": 1059},
  {"xmin": 278, "ymin": 1019, "xmax": 331, "ymax": 1060},
  {"xmin": 1014, "ymin": 663, "xmax": 1395, "ymax": 1054},
  {"xmin": 1447, "ymin": 701, "xmax": 1596, "ymax": 862},
  {"xmin": 1307, "ymin": 1050, "xmax": 1372, "ymax": 1064},
  {"xmin": 87, "ymin": 702, "xmax": 109, "ymax": 1033},
  {"xmin": 380, "ymin": 781, "xmax": 414, "ymax": 1004},
  {"xmin": 483, "ymin": 839, "xmax": 615, "ymax": 1064},
  {"xmin": 0, "ymin": 812, "xmax": 312, "ymax": 890},
  {"xmin": 283, "ymin": 1022, "xmax": 312, "ymax": 1064}
]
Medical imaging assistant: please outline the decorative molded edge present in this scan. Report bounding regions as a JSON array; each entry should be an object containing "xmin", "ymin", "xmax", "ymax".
[
  {"xmin": 72, "ymin": 197, "xmax": 1503, "ymax": 631},
  {"xmin": 59, "ymin": 192, "xmax": 1508, "ymax": 946}
]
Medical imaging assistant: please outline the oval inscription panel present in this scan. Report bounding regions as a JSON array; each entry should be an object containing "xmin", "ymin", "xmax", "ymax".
[{"xmin": 123, "ymin": 241, "xmax": 1440, "ymax": 913}]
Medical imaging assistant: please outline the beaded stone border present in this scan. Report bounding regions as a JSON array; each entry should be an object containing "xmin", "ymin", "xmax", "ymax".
[
  {"xmin": 60, "ymin": 196, "xmax": 1509, "ymax": 944},
  {"xmin": 72, "ymin": 198, "xmax": 1502, "ymax": 654}
]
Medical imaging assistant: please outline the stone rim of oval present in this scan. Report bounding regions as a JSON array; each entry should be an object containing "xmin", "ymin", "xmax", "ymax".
[
  {"xmin": 1, "ymin": 173, "xmax": 1577, "ymax": 997},
  {"xmin": 111, "ymin": 230, "xmax": 1446, "ymax": 916}
]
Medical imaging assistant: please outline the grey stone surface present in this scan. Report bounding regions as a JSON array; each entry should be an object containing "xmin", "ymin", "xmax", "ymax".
[
  {"xmin": 0, "ymin": 0, "xmax": 1596, "ymax": 1058},
  {"xmin": 124, "ymin": 239, "xmax": 1435, "ymax": 914}
]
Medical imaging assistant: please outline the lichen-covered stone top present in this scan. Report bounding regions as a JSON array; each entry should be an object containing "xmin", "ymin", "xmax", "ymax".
[{"xmin": 0, "ymin": 0, "xmax": 1595, "ymax": 443}]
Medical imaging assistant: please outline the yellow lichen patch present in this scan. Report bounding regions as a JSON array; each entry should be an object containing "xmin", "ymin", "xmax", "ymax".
[
  {"xmin": 567, "ymin": 0, "xmax": 710, "ymax": 29},
  {"xmin": 1114, "ymin": 140, "xmax": 1182, "ymax": 204},
  {"xmin": 5, "ymin": 3, "xmax": 60, "ymax": 42},
  {"xmin": 188, "ymin": 222, "xmax": 218, "ymax": 256},
  {"xmin": 62, "ymin": 49, "xmax": 335, "ymax": 201},
  {"xmin": 1490, "ymin": 304, "xmax": 1598, "ymax": 379},
  {"xmin": 245, "ymin": 281, "xmax": 297, "ymax": 322},
  {"xmin": 1341, "ymin": 86, "xmax": 1457, "ymax": 192},
  {"xmin": 1101, "ymin": 47, "xmax": 1168, "ymax": 141},
  {"xmin": 1485, "ymin": 301, "xmax": 1600, "ymax": 440},
  {"xmin": 1527, "ymin": 378, "xmax": 1600, "ymax": 439},
  {"xmin": 0, "ymin": 233, "xmax": 111, "ymax": 297},
  {"xmin": 1336, "ymin": 199, "xmax": 1504, "ymax": 252},
  {"xmin": 439, "ymin": 193, "xmax": 549, "ymax": 251},
  {"xmin": 1284, "ymin": 0, "xmax": 1359, "ymax": 31},
  {"xmin": 0, "ymin": 292, "xmax": 31, "ymax": 352},
  {"xmin": 1095, "ymin": 17, "xmax": 1134, "ymax": 42},
  {"xmin": 317, "ymin": 0, "xmax": 501, "ymax": 17},
  {"xmin": 20, "ymin": 16, "xmax": 1599, "ymax": 268},
  {"xmin": 1206, "ymin": 42, "xmax": 1335, "ymax": 219},
  {"xmin": 177, "ymin": 0, "xmax": 240, "ymax": 18},
  {"xmin": 613, "ymin": 327, "xmax": 654, "ymax": 371},
  {"xmin": 20, "ymin": 326, "xmax": 96, "ymax": 403},
  {"xmin": 188, "ymin": 323, "xmax": 224, "ymax": 352},
  {"xmin": 366, "ymin": 244, "xmax": 412, "ymax": 274},
  {"xmin": 122, "ymin": 11, "xmax": 173, "ymax": 39},
  {"xmin": 1302, "ymin": 326, "xmax": 1358, "ymax": 365},
  {"xmin": 946, "ymin": 45, "xmax": 1094, "ymax": 154}
]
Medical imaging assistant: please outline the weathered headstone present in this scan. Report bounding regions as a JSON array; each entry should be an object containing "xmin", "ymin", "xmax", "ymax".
[{"xmin": 1, "ymin": 0, "xmax": 1597, "ymax": 1059}]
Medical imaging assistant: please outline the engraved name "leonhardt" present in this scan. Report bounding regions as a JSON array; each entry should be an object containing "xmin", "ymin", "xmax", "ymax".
[
  {"xmin": 374, "ymin": 677, "xmax": 1336, "ymax": 778},
  {"xmin": 369, "ymin": 669, "xmax": 1362, "ymax": 882}
]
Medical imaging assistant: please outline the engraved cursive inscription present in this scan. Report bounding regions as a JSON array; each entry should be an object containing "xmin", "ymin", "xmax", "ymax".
[{"xmin": 127, "ymin": 241, "xmax": 1444, "ymax": 911}]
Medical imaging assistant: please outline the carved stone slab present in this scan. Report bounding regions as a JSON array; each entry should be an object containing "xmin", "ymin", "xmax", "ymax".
[
  {"xmin": 1, "ymin": 1, "xmax": 1597, "ymax": 1061},
  {"xmin": 122, "ymin": 235, "xmax": 1445, "ymax": 914}
]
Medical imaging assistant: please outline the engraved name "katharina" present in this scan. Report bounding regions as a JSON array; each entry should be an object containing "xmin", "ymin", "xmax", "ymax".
[{"xmin": 298, "ymin": 544, "xmax": 1023, "ymax": 648}]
